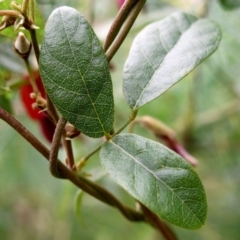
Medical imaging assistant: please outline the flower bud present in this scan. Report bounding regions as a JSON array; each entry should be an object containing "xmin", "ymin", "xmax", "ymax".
[{"xmin": 14, "ymin": 32, "xmax": 32, "ymax": 59}]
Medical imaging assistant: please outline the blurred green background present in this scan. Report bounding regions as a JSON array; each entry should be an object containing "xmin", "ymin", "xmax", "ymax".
[{"xmin": 0, "ymin": 0, "xmax": 240, "ymax": 239}]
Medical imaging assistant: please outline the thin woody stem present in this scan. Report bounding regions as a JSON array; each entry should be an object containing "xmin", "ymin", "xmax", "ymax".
[
  {"xmin": 21, "ymin": 0, "xmax": 29, "ymax": 15},
  {"xmin": 49, "ymin": 117, "xmax": 67, "ymax": 178},
  {"xmin": 105, "ymin": 0, "xmax": 146, "ymax": 62},
  {"xmin": 140, "ymin": 204, "xmax": 178, "ymax": 240},
  {"xmin": 0, "ymin": 10, "xmax": 22, "ymax": 17},
  {"xmin": 28, "ymin": 28, "xmax": 59, "ymax": 125},
  {"xmin": 24, "ymin": 58, "xmax": 40, "ymax": 96},
  {"xmin": 29, "ymin": 0, "xmax": 34, "ymax": 22},
  {"xmin": 29, "ymin": 29, "xmax": 40, "ymax": 63},
  {"xmin": 0, "ymin": 107, "xmax": 145, "ymax": 222},
  {"xmin": 29, "ymin": 26, "xmax": 75, "ymax": 172},
  {"xmin": 104, "ymin": 0, "xmax": 138, "ymax": 51},
  {"xmin": 63, "ymin": 135, "xmax": 75, "ymax": 170}
]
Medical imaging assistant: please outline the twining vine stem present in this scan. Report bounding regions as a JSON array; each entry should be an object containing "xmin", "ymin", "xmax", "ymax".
[
  {"xmin": 0, "ymin": 107, "xmax": 145, "ymax": 222},
  {"xmin": 27, "ymin": 17, "xmax": 75, "ymax": 170},
  {"xmin": 21, "ymin": 0, "xmax": 29, "ymax": 15},
  {"xmin": 104, "ymin": 0, "xmax": 139, "ymax": 51},
  {"xmin": 0, "ymin": 1, "xmax": 178, "ymax": 238},
  {"xmin": 49, "ymin": 117, "xmax": 67, "ymax": 178},
  {"xmin": 140, "ymin": 204, "xmax": 178, "ymax": 240},
  {"xmin": 105, "ymin": 0, "xmax": 146, "ymax": 62}
]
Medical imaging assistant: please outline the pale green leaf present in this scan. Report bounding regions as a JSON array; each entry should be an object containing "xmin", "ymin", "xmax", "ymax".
[
  {"xmin": 39, "ymin": 6, "xmax": 114, "ymax": 138},
  {"xmin": 123, "ymin": 12, "xmax": 221, "ymax": 109},
  {"xmin": 100, "ymin": 133, "xmax": 207, "ymax": 229}
]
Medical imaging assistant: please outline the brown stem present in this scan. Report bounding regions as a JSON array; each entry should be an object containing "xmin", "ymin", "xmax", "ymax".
[
  {"xmin": 63, "ymin": 136, "xmax": 75, "ymax": 170},
  {"xmin": 0, "ymin": 107, "xmax": 145, "ymax": 222},
  {"xmin": 46, "ymin": 94, "xmax": 59, "ymax": 123},
  {"xmin": 105, "ymin": 0, "xmax": 146, "ymax": 62},
  {"xmin": 0, "ymin": 10, "xmax": 22, "ymax": 17},
  {"xmin": 21, "ymin": 0, "xmax": 29, "ymax": 15},
  {"xmin": 29, "ymin": 0, "xmax": 34, "ymax": 22},
  {"xmin": 28, "ymin": 29, "xmax": 59, "ymax": 125},
  {"xmin": 29, "ymin": 29, "xmax": 40, "ymax": 63},
  {"xmin": 141, "ymin": 204, "xmax": 178, "ymax": 240},
  {"xmin": 49, "ymin": 117, "xmax": 67, "ymax": 178},
  {"xmin": 29, "ymin": 28, "xmax": 74, "ymax": 170},
  {"xmin": 104, "ymin": 0, "xmax": 138, "ymax": 51}
]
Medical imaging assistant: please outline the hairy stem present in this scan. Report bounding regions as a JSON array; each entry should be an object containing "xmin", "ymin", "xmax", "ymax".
[
  {"xmin": 49, "ymin": 117, "xmax": 67, "ymax": 178},
  {"xmin": 0, "ymin": 107, "xmax": 145, "ymax": 222},
  {"xmin": 105, "ymin": 0, "xmax": 146, "ymax": 62},
  {"xmin": 29, "ymin": 0, "xmax": 34, "ymax": 22},
  {"xmin": 29, "ymin": 29, "xmax": 40, "ymax": 62},
  {"xmin": 0, "ymin": 10, "xmax": 22, "ymax": 17},
  {"xmin": 21, "ymin": 0, "xmax": 29, "ymax": 15},
  {"xmin": 140, "ymin": 204, "xmax": 178, "ymax": 240},
  {"xmin": 28, "ymin": 26, "xmax": 75, "ymax": 174},
  {"xmin": 104, "ymin": 0, "xmax": 138, "ymax": 51},
  {"xmin": 63, "ymin": 136, "xmax": 75, "ymax": 170}
]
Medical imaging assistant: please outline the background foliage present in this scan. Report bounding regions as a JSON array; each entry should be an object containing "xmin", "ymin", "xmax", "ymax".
[{"xmin": 0, "ymin": 0, "xmax": 240, "ymax": 239}]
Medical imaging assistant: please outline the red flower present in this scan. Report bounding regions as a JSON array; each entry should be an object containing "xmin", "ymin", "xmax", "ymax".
[{"xmin": 20, "ymin": 73, "xmax": 56, "ymax": 142}]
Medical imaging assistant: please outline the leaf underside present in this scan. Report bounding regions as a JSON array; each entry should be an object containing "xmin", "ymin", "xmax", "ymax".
[
  {"xmin": 100, "ymin": 134, "xmax": 207, "ymax": 229},
  {"xmin": 123, "ymin": 12, "xmax": 221, "ymax": 109},
  {"xmin": 39, "ymin": 6, "xmax": 114, "ymax": 138}
]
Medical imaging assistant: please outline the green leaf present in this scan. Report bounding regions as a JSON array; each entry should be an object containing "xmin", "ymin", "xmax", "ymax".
[
  {"xmin": 39, "ymin": 6, "xmax": 114, "ymax": 138},
  {"xmin": 123, "ymin": 12, "xmax": 221, "ymax": 109},
  {"xmin": 219, "ymin": 0, "xmax": 240, "ymax": 10},
  {"xmin": 100, "ymin": 134, "xmax": 207, "ymax": 229}
]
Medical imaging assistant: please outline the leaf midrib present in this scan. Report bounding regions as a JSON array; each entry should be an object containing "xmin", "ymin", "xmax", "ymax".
[
  {"xmin": 110, "ymin": 139, "xmax": 203, "ymax": 225},
  {"xmin": 59, "ymin": 8, "xmax": 106, "ymax": 134},
  {"xmin": 134, "ymin": 15, "xmax": 196, "ymax": 109}
]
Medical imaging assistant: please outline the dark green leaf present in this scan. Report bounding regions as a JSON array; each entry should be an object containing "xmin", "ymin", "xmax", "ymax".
[
  {"xmin": 100, "ymin": 133, "xmax": 207, "ymax": 229},
  {"xmin": 123, "ymin": 12, "xmax": 221, "ymax": 109},
  {"xmin": 219, "ymin": 0, "xmax": 240, "ymax": 10},
  {"xmin": 39, "ymin": 6, "xmax": 114, "ymax": 138}
]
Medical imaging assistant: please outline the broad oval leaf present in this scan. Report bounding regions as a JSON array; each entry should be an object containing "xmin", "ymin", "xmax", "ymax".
[
  {"xmin": 100, "ymin": 134, "xmax": 207, "ymax": 229},
  {"xmin": 123, "ymin": 12, "xmax": 221, "ymax": 109},
  {"xmin": 39, "ymin": 6, "xmax": 114, "ymax": 138}
]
